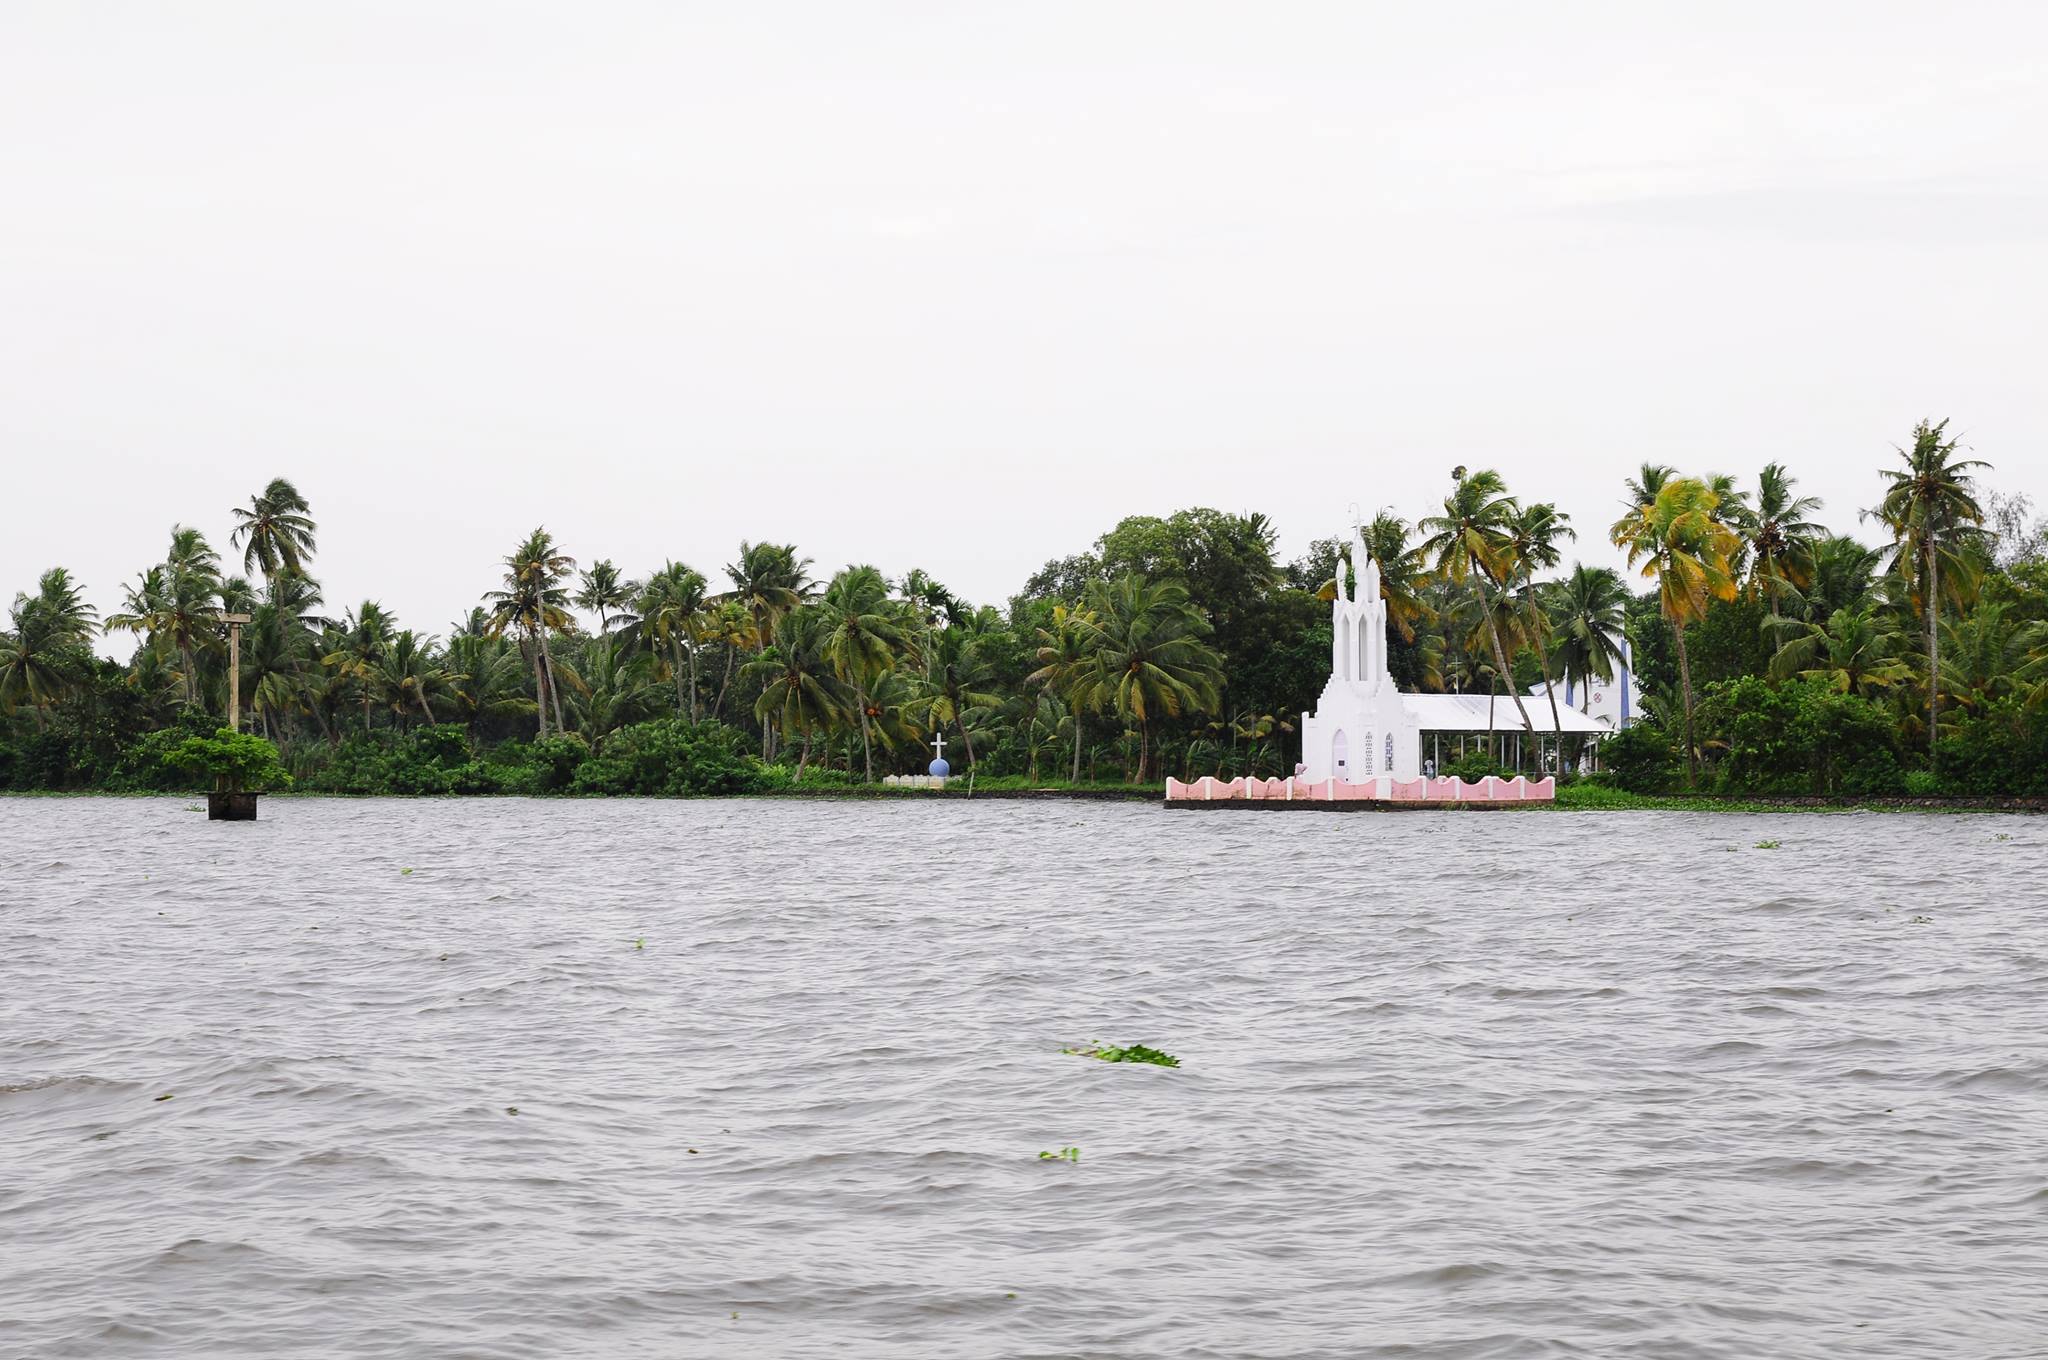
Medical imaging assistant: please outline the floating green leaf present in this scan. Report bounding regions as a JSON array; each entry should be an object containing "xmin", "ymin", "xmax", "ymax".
[
  {"xmin": 1062, "ymin": 1042, "xmax": 1179, "ymax": 1068},
  {"xmin": 1037, "ymin": 1146, "xmax": 1080, "ymax": 1162}
]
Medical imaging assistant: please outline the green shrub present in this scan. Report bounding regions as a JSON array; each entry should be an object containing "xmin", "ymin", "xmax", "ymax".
[
  {"xmin": 1934, "ymin": 702, "xmax": 2048, "ymax": 796},
  {"xmin": 1699, "ymin": 677, "xmax": 1903, "ymax": 796},
  {"xmin": 1596, "ymin": 723, "xmax": 1679, "ymax": 794},
  {"xmin": 162, "ymin": 729, "xmax": 293, "ymax": 792},
  {"xmin": 1902, "ymin": 769, "xmax": 1941, "ymax": 796},
  {"xmin": 1439, "ymin": 752, "xmax": 1511, "ymax": 782},
  {"xmin": 566, "ymin": 720, "xmax": 773, "ymax": 796}
]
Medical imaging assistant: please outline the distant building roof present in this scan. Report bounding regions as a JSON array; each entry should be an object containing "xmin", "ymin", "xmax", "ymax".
[{"xmin": 1403, "ymin": 693, "xmax": 1610, "ymax": 733}]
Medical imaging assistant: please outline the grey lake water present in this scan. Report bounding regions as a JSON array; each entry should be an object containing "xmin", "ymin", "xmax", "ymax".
[{"xmin": 2, "ymin": 797, "xmax": 2045, "ymax": 1359}]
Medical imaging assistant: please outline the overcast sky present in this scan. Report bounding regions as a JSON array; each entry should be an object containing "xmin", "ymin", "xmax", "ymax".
[{"xmin": 4, "ymin": 3, "xmax": 2043, "ymax": 645}]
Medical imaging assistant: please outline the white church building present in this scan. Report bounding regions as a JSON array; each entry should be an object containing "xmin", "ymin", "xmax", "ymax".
[
  {"xmin": 1167, "ymin": 525, "xmax": 1617, "ymax": 804},
  {"xmin": 1298, "ymin": 526, "xmax": 1611, "ymax": 782}
]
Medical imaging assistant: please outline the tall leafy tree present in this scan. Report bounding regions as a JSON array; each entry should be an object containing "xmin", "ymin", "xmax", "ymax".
[
  {"xmin": 106, "ymin": 527, "xmax": 224, "ymax": 708},
  {"xmin": 484, "ymin": 528, "xmax": 577, "ymax": 738},
  {"xmin": 1503, "ymin": 502, "xmax": 1574, "ymax": 736},
  {"xmin": 721, "ymin": 541, "xmax": 812, "ymax": 650},
  {"xmin": 1767, "ymin": 607, "xmax": 1912, "ymax": 697},
  {"xmin": 443, "ymin": 629, "xmax": 535, "ymax": 735},
  {"xmin": 575, "ymin": 560, "xmax": 638, "ymax": 635},
  {"xmin": 820, "ymin": 565, "xmax": 909, "ymax": 782},
  {"xmin": 1075, "ymin": 575, "xmax": 1223, "ymax": 782},
  {"xmin": 323, "ymin": 601, "xmax": 398, "ymax": 733},
  {"xmin": 1869, "ymin": 419, "xmax": 1989, "ymax": 763},
  {"xmin": 1735, "ymin": 463, "xmax": 1825, "ymax": 617},
  {"xmin": 1612, "ymin": 478, "xmax": 1740, "ymax": 787},
  {"xmin": 919, "ymin": 616, "xmax": 1002, "ymax": 774},
  {"xmin": 1547, "ymin": 564, "xmax": 1629, "ymax": 712},
  {"xmin": 230, "ymin": 478, "xmax": 317, "ymax": 586},
  {"xmin": 0, "ymin": 569, "xmax": 99, "ymax": 727},
  {"xmin": 744, "ymin": 606, "xmax": 846, "ymax": 774},
  {"xmin": 637, "ymin": 562, "xmax": 710, "ymax": 721},
  {"xmin": 1418, "ymin": 470, "xmax": 1535, "ymax": 734},
  {"xmin": 374, "ymin": 630, "xmax": 451, "ymax": 728},
  {"xmin": 1028, "ymin": 603, "xmax": 1097, "ymax": 782}
]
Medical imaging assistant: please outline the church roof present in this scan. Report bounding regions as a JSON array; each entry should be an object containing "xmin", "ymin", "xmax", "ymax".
[{"xmin": 1401, "ymin": 692, "xmax": 1611, "ymax": 733}]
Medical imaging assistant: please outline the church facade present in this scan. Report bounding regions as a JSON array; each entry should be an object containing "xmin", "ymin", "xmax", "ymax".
[{"xmin": 1298, "ymin": 528, "xmax": 1424, "ymax": 782}]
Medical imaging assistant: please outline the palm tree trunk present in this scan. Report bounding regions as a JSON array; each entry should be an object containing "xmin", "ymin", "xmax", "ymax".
[
  {"xmin": 1925, "ymin": 542, "xmax": 1940, "ymax": 766},
  {"xmin": 856, "ymin": 690, "xmax": 874, "ymax": 783},
  {"xmin": 1481, "ymin": 606, "xmax": 1535, "ymax": 734},
  {"xmin": 529, "ymin": 636, "xmax": 549, "ymax": 738},
  {"xmin": 714, "ymin": 648, "xmax": 735, "ymax": 720},
  {"xmin": 957, "ymin": 707, "xmax": 976, "ymax": 772},
  {"xmin": 797, "ymin": 727, "xmax": 811, "ymax": 778},
  {"xmin": 672, "ymin": 640, "xmax": 692, "ymax": 722},
  {"xmin": 1071, "ymin": 712, "xmax": 1083, "ymax": 784},
  {"xmin": 1535, "ymin": 634, "xmax": 1563, "ymax": 737},
  {"xmin": 1674, "ymin": 619, "xmax": 1699, "ymax": 790},
  {"xmin": 418, "ymin": 693, "xmax": 435, "ymax": 727},
  {"xmin": 539, "ymin": 629, "xmax": 566, "ymax": 735},
  {"xmin": 1482, "ymin": 565, "xmax": 1531, "ymax": 733}
]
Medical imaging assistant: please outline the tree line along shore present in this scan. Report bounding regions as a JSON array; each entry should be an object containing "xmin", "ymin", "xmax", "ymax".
[{"xmin": 4, "ymin": 419, "xmax": 2046, "ymax": 800}]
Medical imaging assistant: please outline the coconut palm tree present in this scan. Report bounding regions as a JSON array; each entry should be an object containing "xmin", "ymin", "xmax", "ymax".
[
  {"xmin": 1612, "ymin": 463, "xmax": 1679, "ymax": 541},
  {"xmin": 0, "ymin": 569, "xmax": 99, "ymax": 727},
  {"xmin": 1418, "ymin": 469, "xmax": 1535, "ymax": 734},
  {"xmin": 1074, "ymin": 575, "xmax": 1223, "ymax": 783},
  {"xmin": 575, "ymin": 560, "xmax": 638, "ymax": 635},
  {"xmin": 636, "ymin": 562, "xmax": 710, "ymax": 721},
  {"xmin": 705, "ymin": 600, "xmax": 756, "ymax": 721},
  {"xmin": 1612, "ymin": 477, "xmax": 1740, "ymax": 787},
  {"xmin": 105, "ymin": 528, "xmax": 224, "ymax": 708},
  {"xmin": 744, "ymin": 606, "xmax": 846, "ymax": 775},
  {"xmin": 1547, "ymin": 563, "xmax": 1629, "ymax": 712},
  {"xmin": 1936, "ymin": 601, "xmax": 2045, "ymax": 721},
  {"xmin": 1768, "ymin": 606, "xmax": 1912, "ymax": 697},
  {"xmin": 484, "ymin": 528, "xmax": 577, "ymax": 737},
  {"xmin": 859, "ymin": 667, "xmax": 929, "ymax": 763},
  {"xmin": 1780, "ymin": 535, "xmax": 1884, "ymax": 623},
  {"xmin": 323, "ymin": 601, "xmax": 398, "ymax": 733},
  {"xmin": 1028, "ymin": 603, "xmax": 1097, "ymax": 782},
  {"xmin": 820, "ymin": 564, "xmax": 909, "ymax": 782},
  {"xmin": 721, "ymin": 541, "xmax": 812, "ymax": 650},
  {"xmin": 1869, "ymin": 419, "xmax": 1989, "ymax": 764},
  {"xmin": 229, "ymin": 478, "xmax": 317, "ymax": 586},
  {"xmin": 1503, "ymin": 502, "xmax": 1574, "ymax": 737},
  {"xmin": 571, "ymin": 638, "xmax": 662, "ymax": 749},
  {"xmin": 920, "ymin": 614, "xmax": 1003, "ymax": 774},
  {"xmin": 443, "ymin": 629, "xmax": 535, "ymax": 735},
  {"xmin": 374, "ymin": 630, "xmax": 451, "ymax": 728},
  {"xmin": 1733, "ymin": 463, "xmax": 1825, "ymax": 617}
]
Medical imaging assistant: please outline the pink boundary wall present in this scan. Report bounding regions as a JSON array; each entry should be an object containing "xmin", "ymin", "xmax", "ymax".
[{"xmin": 1163, "ymin": 773, "xmax": 1556, "ymax": 803}]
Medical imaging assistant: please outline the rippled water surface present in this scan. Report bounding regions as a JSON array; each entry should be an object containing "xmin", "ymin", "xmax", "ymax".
[{"xmin": 3, "ymin": 797, "xmax": 2045, "ymax": 1358}]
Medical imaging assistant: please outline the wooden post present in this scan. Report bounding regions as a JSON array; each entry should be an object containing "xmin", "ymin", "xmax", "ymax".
[{"xmin": 219, "ymin": 612, "xmax": 251, "ymax": 731}]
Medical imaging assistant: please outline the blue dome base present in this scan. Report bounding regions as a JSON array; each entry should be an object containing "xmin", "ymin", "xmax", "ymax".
[{"xmin": 928, "ymin": 758, "xmax": 951, "ymax": 777}]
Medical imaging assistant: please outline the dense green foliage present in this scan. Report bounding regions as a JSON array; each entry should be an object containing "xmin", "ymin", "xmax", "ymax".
[
  {"xmin": 163, "ymin": 729, "xmax": 292, "ymax": 792},
  {"xmin": 6, "ymin": 432, "xmax": 2047, "ymax": 798}
]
